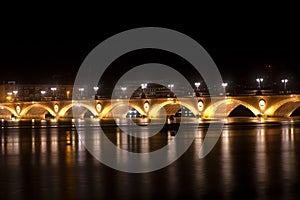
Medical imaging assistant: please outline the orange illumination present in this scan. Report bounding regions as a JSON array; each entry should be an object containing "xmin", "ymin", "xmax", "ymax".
[{"xmin": 66, "ymin": 132, "xmax": 72, "ymax": 145}]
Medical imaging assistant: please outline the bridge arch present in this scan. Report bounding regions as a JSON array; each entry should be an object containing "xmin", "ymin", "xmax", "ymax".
[
  {"xmin": 101, "ymin": 102, "xmax": 146, "ymax": 118},
  {"xmin": 265, "ymin": 98, "xmax": 300, "ymax": 117},
  {"xmin": 0, "ymin": 106, "xmax": 18, "ymax": 117},
  {"xmin": 59, "ymin": 103, "xmax": 98, "ymax": 118},
  {"xmin": 149, "ymin": 101, "xmax": 198, "ymax": 118},
  {"xmin": 20, "ymin": 104, "xmax": 56, "ymax": 118},
  {"xmin": 203, "ymin": 99, "xmax": 260, "ymax": 118}
]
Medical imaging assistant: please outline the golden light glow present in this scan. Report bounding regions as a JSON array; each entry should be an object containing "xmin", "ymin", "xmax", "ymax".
[
  {"xmin": 144, "ymin": 101, "xmax": 150, "ymax": 113},
  {"xmin": 198, "ymin": 100, "xmax": 204, "ymax": 112},
  {"xmin": 16, "ymin": 105, "xmax": 21, "ymax": 114},
  {"xmin": 66, "ymin": 131, "xmax": 72, "ymax": 145},
  {"xmin": 259, "ymin": 99, "xmax": 266, "ymax": 111},
  {"xmin": 96, "ymin": 103, "xmax": 102, "ymax": 113},
  {"xmin": 54, "ymin": 104, "xmax": 59, "ymax": 113}
]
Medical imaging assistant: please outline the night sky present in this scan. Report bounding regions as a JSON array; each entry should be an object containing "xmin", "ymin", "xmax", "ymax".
[{"xmin": 1, "ymin": 21, "xmax": 299, "ymax": 88}]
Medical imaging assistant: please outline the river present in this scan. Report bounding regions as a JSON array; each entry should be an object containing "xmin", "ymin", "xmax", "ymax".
[{"xmin": 0, "ymin": 119, "xmax": 300, "ymax": 199}]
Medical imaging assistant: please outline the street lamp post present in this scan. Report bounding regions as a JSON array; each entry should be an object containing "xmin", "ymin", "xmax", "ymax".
[
  {"xmin": 281, "ymin": 79, "xmax": 288, "ymax": 94},
  {"xmin": 168, "ymin": 84, "xmax": 174, "ymax": 97},
  {"xmin": 121, "ymin": 87, "xmax": 127, "ymax": 98},
  {"xmin": 256, "ymin": 78, "xmax": 263, "ymax": 88},
  {"xmin": 50, "ymin": 88, "xmax": 57, "ymax": 100},
  {"xmin": 41, "ymin": 90, "xmax": 46, "ymax": 101},
  {"xmin": 93, "ymin": 86, "xmax": 99, "ymax": 99},
  {"xmin": 168, "ymin": 84, "xmax": 174, "ymax": 91},
  {"xmin": 93, "ymin": 86, "xmax": 99, "ymax": 93},
  {"xmin": 78, "ymin": 88, "xmax": 84, "ymax": 99},
  {"xmin": 141, "ymin": 83, "xmax": 147, "ymax": 98},
  {"xmin": 222, "ymin": 83, "xmax": 228, "ymax": 95},
  {"xmin": 194, "ymin": 82, "xmax": 200, "ymax": 90},
  {"xmin": 13, "ymin": 90, "xmax": 18, "ymax": 101},
  {"xmin": 194, "ymin": 82, "xmax": 201, "ymax": 97},
  {"xmin": 141, "ymin": 83, "xmax": 147, "ymax": 89}
]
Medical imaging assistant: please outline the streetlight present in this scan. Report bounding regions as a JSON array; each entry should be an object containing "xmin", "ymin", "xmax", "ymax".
[
  {"xmin": 78, "ymin": 88, "xmax": 84, "ymax": 98},
  {"xmin": 41, "ymin": 90, "xmax": 46, "ymax": 100},
  {"xmin": 194, "ymin": 82, "xmax": 200, "ymax": 90},
  {"xmin": 93, "ymin": 86, "xmax": 99, "ymax": 99},
  {"xmin": 141, "ymin": 83, "xmax": 147, "ymax": 98},
  {"xmin": 141, "ymin": 83, "xmax": 147, "ymax": 89},
  {"xmin": 281, "ymin": 79, "xmax": 288, "ymax": 93},
  {"xmin": 256, "ymin": 78, "xmax": 263, "ymax": 88},
  {"xmin": 50, "ymin": 87, "xmax": 57, "ymax": 97},
  {"xmin": 121, "ymin": 87, "xmax": 127, "ymax": 98},
  {"xmin": 222, "ymin": 83, "xmax": 228, "ymax": 95},
  {"xmin": 168, "ymin": 84, "xmax": 174, "ymax": 91},
  {"xmin": 222, "ymin": 82, "xmax": 228, "ymax": 88},
  {"xmin": 93, "ymin": 86, "xmax": 99, "ymax": 93},
  {"xmin": 13, "ymin": 90, "xmax": 18, "ymax": 100}
]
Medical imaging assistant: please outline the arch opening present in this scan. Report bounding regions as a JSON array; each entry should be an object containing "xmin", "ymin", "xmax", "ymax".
[
  {"xmin": 175, "ymin": 106, "xmax": 195, "ymax": 117},
  {"xmin": 228, "ymin": 105, "xmax": 256, "ymax": 117},
  {"xmin": 64, "ymin": 106, "xmax": 97, "ymax": 119},
  {"xmin": 290, "ymin": 106, "xmax": 300, "ymax": 117},
  {"xmin": 149, "ymin": 101, "xmax": 198, "ymax": 118},
  {"xmin": 101, "ymin": 103, "xmax": 146, "ymax": 118},
  {"xmin": 126, "ymin": 108, "xmax": 142, "ymax": 118}
]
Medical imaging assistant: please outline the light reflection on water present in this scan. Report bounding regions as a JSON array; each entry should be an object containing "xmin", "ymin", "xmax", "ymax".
[{"xmin": 0, "ymin": 120, "xmax": 300, "ymax": 199}]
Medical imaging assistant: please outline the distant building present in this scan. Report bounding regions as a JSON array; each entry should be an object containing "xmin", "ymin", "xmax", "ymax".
[{"xmin": 0, "ymin": 81, "xmax": 74, "ymax": 102}]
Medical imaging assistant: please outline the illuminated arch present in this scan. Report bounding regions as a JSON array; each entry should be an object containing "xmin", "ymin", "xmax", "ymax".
[
  {"xmin": 149, "ymin": 101, "xmax": 198, "ymax": 118},
  {"xmin": 20, "ymin": 104, "xmax": 56, "ymax": 117},
  {"xmin": 265, "ymin": 97, "xmax": 300, "ymax": 117},
  {"xmin": 0, "ymin": 106, "xmax": 18, "ymax": 116},
  {"xmin": 58, "ymin": 103, "xmax": 98, "ymax": 117},
  {"xmin": 101, "ymin": 102, "xmax": 146, "ymax": 118},
  {"xmin": 203, "ymin": 99, "xmax": 260, "ymax": 118}
]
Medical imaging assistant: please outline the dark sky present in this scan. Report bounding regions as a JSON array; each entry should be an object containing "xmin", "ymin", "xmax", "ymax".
[{"xmin": 1, "ymin": 20, "xmax": 299, "ymax": 87}]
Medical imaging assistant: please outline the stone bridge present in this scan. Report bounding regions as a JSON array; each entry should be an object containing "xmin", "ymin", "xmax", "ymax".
[{"xmin": 1, "ymin": 94, "xmax": 300, "ymax": 119}]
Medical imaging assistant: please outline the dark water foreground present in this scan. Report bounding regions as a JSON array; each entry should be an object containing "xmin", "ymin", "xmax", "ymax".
[{"xmin": 1, "ymin": 119, "xmax": 300, "ymax": 199}]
